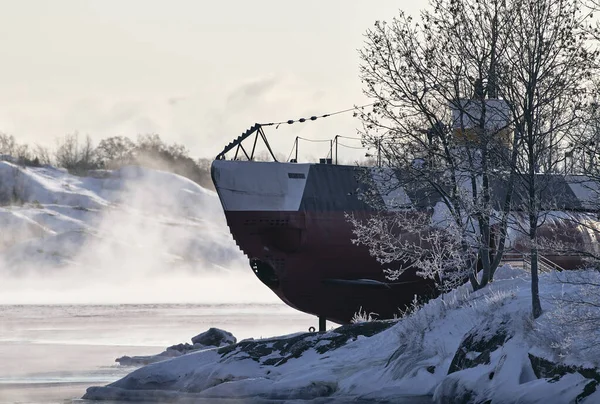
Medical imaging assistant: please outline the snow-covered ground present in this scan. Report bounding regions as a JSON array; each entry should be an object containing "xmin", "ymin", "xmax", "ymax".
[
  {"xmin": 83, "ymin": 266, "xmax": 600, "ymax": 403},
  {"xmin": 0, "ymin": 160, "xmax": 236, "ymax": 270},
  {"xmin": 0, "ymin": 160, "xmax": 282, "ymax": 304},
  {"xmin": 0, "ymin": 303, "xmax": 317, "ymax": 403},
  {"xmin": 3, "ymin": 160, "xmax": 599, "ymax": 403}
]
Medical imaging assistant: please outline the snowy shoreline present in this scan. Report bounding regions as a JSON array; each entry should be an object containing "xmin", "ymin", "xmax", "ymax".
[
  {"xmin": 2, "ymin": 161, "xmax": 599, "ymax": 403},
  {"xmin": 83, "ymin": 266, "xmax": 600, "ymax": 403}
]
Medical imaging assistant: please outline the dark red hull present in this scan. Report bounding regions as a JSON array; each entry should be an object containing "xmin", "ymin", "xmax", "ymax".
[
  {"xmin": 224, "ymin": 210, "xmax": 436, "ymax": 324},
  {"xmin": 212, "ymin": 160, "xmax": 596, "ymax": 324}
]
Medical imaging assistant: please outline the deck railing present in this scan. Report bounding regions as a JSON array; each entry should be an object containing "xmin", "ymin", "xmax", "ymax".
[{"xmin": 500, "ymin": 249, "xmax": 565, "ymax": 273}]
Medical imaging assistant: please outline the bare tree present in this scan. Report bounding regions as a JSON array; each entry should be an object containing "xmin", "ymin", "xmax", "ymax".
[
  {"xmin": 55, "ymin": 133, "xmax": 98, "ymax": 172},
  {"xmin": 95, "ymin": 136, "xmax": 135, "ymax": 168},
  {"xmin": 135, "ymin": 134, "xmax": 165, "ymax": 156},
  {"xmin": 533, "ymin": 79, "xmax": 600, "ymax": 269},
  {"xmin": 34, "ymin": 145, "xmax": 53, "ymax": 166},
  {"xmin": 356, "ymin": 0, "xmax": 598, "ymax": 320},
  {"xmin": 356, "ymin": 0, "xmax": 519, "ymax": 294},
  {"xmin": 497, "ymin": 0, "xmax": 598, "ymax": 318},
  {"xmin": 55, "ymin": 133, "xmax": 80, "ymax": 169},
  {"xmin": 0, "ymin": 133, "xmax": 40, "ymax": 166},
  {"xmin": 0, "ymin": 133, "xmax": 17, "ymax": 156}
]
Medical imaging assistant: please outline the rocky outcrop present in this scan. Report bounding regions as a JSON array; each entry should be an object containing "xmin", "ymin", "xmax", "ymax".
[
  {"xmin": 85, "ymin": 320, "xmax": 396, "ymax": 402},
  {"xmin": 435, "ymin": 317, "xmax": 600, "ymax": 404},
  {"xmin": 447, "ymin": 316, "xmax": 512, "ymax": 376},
  {"xmin": 528, "ymin": 354, "xmax": 600, "ymax": 403},
  {"xmin": 217, "ymin": 320, "xmax": 395, "ymax": 367},
  {"xmin": 116, "ymin": 328, "xmax": 237, "ymax": 366},
  {"xmin": 191, "ymin": 327, "xmax": 236, "ymax": 347}
]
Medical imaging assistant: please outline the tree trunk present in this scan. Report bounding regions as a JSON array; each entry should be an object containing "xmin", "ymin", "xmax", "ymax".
[
  {"xmin": 530, "ymin": 244, "xmax": 542, "ymax": 318},
  {"xmin": 529, "ymin": 189, "xmax": 542, "ymax": 319}
]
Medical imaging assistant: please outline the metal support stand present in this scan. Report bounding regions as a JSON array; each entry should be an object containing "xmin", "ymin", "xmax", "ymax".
[
  {"xmin": 319, "ymin": 316, "xmax": 326, "ymax": 332},
  {"xmin": 216, "ymin": 123, "xmax": 278, "ymax": 161}
]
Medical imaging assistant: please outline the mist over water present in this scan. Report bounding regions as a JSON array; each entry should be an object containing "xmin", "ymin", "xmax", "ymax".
[
  {"xmin": 0, "ymin": 303, "xmax": 316, "ymax": 403},
  {"xmin": 0, "ymin": 162, "xmax": 319, "ymax": 403},
  {"xmin": 0, "ymin": 162, "xmax": 277, "ymax": 305}
]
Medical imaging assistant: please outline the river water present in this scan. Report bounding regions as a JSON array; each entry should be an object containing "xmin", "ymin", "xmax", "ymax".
[{"xmin": 0, "ymin": 303, "xmax": 317, "ymax": 403}]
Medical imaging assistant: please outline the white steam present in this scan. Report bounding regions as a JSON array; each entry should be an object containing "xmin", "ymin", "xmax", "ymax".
[{"xmin": 0, "ymin": 161, "xmax": 277, "ymax": 304}]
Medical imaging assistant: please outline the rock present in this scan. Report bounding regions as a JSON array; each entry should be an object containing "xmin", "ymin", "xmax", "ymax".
[
  {"xmin": 527, "ymin": 356, "xmax": 600, "ymax": 404},
  {"xmin": 434, "ymin": 316, "xmax": 514, "ymax": 403},
  {"xmin": 191, "ymin": 327, "xmax": 236, "ymax": 347},
  {"xmin": 434, "ymin": 376, "xmax": 477, "ymax": 404},
  {"xmin": 92, "ymin": 321, "xmax": 395, "ymax": 402},
  {"xmin": 115, "ymin": 350, "xmax": 182, "ymax": 366},
  {"xmin": 218, "ymin": 320, "xmax": 396, "ymax": 367},
  {"xmin": 448, "ymin": 316, "xmax": 512, "ymax": 374},
  {"xmin": 436, "ymin": 320, "xmax": 600, "ymax": 404},
  {"xmin": 115, "ymin": 355, "xmax": 135, "ymax": 366},
  {"xmin": 528, "ymin": 354, "xmax": 600, "ymax": 388},
  {"xmin": 116, "ymin": 328, "xmax": 238, "ymax": 367},
  {"xmin": 166, "ymin": 342, "xmax": 194, "ymax": 353}
]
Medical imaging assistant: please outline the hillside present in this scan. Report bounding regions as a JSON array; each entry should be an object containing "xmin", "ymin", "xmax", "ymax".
[{"xmin": 0, "ymin": 160, "xmax": 259, "ymax": 304}]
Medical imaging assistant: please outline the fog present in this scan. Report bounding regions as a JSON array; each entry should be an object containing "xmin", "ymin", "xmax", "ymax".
[
  {"xmin": 0, "ymin": 161, "xmax": 279, "ymax": 305},
  {"xmin": 0, "ymin": 272, "xmax": 277, "ymax": 305},
  {"xmin": 0, "ymin": 2, "xmax": 419, "ymax": 400},
  {"xmin": 0, "ymin": 0, "xmax": 424, "ymax": 303},
  {"xmin": 0, "ymin": 160, "xmax": 323, "ymax": 403}
]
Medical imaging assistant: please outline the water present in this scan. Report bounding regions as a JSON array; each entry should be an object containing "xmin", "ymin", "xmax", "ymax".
[{"xmin": 0, "ymin": 303, "xmax": 317, "ymax": 403}]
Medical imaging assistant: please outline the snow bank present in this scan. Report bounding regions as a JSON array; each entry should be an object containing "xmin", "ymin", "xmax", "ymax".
[
  {"xmin": 0, "ymin": 162, "xmax": 250, "ymax": 302},
  {"xmin": 84, "ymin": 266, "xmax": 600, "ymax": 403}
]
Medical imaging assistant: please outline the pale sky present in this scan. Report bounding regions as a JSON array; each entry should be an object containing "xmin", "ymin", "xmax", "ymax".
[{"xmin": 0, "ymin": 1, "xmax": 419, "ymax": 161}]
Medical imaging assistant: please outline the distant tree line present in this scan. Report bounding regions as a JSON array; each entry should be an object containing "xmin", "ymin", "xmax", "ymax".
[{"xmin": 0, "ymin": 132, "xmax": 214, "ymax": 190}]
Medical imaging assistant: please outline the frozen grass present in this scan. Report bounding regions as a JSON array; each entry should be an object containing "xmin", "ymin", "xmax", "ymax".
[
  {"xmin": 350, "ymin": 306, "xmax": 380, "ymax": 323},
  {"xmin": 532, "ymin": 269, "xmax": 600, "ymax": 367}
]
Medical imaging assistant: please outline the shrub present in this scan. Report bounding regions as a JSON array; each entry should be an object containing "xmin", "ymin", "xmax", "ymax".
[{"xmin": 54, "ymin": 133, "xmax": 100, "ymax": 173}]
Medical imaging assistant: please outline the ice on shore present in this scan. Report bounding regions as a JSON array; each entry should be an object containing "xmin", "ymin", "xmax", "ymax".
[
  {"xmin": 84, "ymin": 266, "xmax": 600, "ymax": 403},
  {"xmin": 3, "ymin": 160, "xmax": 599, "ymax": 403},
  {"xmin": 116, "ymin": 328, "xmax": 237, "ymax": 366}
]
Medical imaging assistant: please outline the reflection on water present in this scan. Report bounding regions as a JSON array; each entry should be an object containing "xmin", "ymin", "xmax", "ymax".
[{"xmin": 0, "ymin": 303, "xmax": 317, "ymax": 404}]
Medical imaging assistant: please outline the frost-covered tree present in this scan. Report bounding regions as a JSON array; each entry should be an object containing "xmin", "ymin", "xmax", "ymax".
[
  {"xmin": 348, "ymin": 209, "xmax": 472, "ymax": 293},
  {"xmin": 355, "ymin": 0, "xmax": 519, "ymax": 293},
  {"xmin": 356, "ymin": 0, "xmax": 598, "ymax": 319},
  {"xmin": 497, "ymin": 0, "xmax": 598, "ymax": 318}
]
